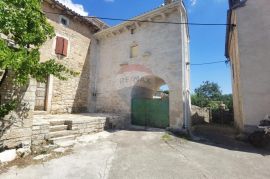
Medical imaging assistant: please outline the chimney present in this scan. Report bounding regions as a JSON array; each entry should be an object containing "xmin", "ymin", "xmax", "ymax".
[{"xmin": 164, "ymin": 0, "xmax": 173, "ymax": 5}]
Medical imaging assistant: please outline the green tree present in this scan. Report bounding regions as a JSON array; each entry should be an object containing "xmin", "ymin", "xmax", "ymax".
[
  {"xmin": 192, "ymin": 81, "xmax": 233, "ymax": 111},
  {"xmin": 220, "ymin": 94, "xmax": 233, "ymax": 111},
  {"xmin": 163, "ymin": 90, "xmax": 169, "ymax": 95},
  {"xmin": 192, "ymin": 81, "xmax": 223, "ymax": 108},
  {"xmin": 191, "ymin": 94, "xmax": 209, "ymax": 108},
  {"xmin": 0, "ymin": 1, "xmax": 77, "ymax": 131},
  {"xmin": 194, "ymin": 81, "xmax": 222, "ymax": 100}
]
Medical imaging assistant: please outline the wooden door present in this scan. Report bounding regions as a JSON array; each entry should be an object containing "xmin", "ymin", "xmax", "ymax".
[{"xmin": 34, "ymin": 82, "xmax": 47, "ymax": 111}]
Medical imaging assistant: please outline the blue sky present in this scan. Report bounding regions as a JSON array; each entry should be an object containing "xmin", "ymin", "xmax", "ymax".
[{"xmin": 59, "ymin": 0, "xmax": 232, "ymax": 94}]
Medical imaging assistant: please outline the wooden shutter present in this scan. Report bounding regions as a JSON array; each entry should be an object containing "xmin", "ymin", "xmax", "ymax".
[
  {"xmin": 63, "ymin": 38, "xmax": 68, "ymax": 57},
  {"xmin": 55, "ymin": 36, "xmax": 68, "ymax": 56},
  {"xmin": 55, "ymin": 36, "xmax": 64, "ymax": 55}
]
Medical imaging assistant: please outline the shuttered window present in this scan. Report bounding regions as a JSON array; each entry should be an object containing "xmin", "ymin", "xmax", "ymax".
[
  {"xmin": 130, "ymin": 45, "xmax": 138, "ymax": 58},
  {"xmin": 55, "ymin": 36, "xmax": 68, "ymax": 56}
]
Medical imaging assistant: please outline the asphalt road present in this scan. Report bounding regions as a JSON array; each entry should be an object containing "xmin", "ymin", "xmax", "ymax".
[{"xmin": 1, "ymin": 129, "xmax": 270, "ymax": 179}]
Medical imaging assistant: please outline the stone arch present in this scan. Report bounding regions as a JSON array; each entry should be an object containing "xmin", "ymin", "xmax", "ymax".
[
  {"xmin": 131, "ymin": 75, "xmax": 168, "ymax": 99},
  {"xmin": 131, "ymin": 75, "xmax": 170, "ymax": 128}
]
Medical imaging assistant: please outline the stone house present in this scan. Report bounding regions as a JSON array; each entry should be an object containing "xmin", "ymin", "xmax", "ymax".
[
  {"xmin": 0, "ymin": 0, "xmax": 107, "ymax": 149},
  {"xmin": 0, "ymin": 0, "xmax": 190, "ymax": 149},
  {"xmin": 39, "ymin": 0, "xmax": 108, "ymax": 114},
  {"xmin": 225, "ymin": 0, "xmax": 270, "ymax": 133}
]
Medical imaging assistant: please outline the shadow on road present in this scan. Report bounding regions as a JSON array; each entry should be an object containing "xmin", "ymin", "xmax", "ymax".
[
  {"xmin": 190, "ymin": 124, "xmax": 270, "ymax": 156},
  {"xmin": 117, "ymin": 124, "xmax": 270, "ymax": 156}
]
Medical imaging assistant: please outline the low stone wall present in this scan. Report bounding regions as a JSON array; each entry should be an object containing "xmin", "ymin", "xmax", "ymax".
[
  {"xmin": 0, "ymin": 76, "xmax": 36, "ymax": 149},
  {"xmin": 104, "ymin": 114, "xmax": 130, "ymax": 129},
  {"xmin": 191, "ymin": 105, "xmax": 210, "ymax": 125},
  {"xmin": 1, "ymin": 125, "xmax": 32, "ymax": 149},
  {"xmin": 31, "ymin": 114, "xmax": 111, "ymax": 147},
  {"xmin": 70, "ymin": 117, "xmax": 106, "ymax": 136},
  {"xmin": 31, "ymin": 120, "xmax": 50, "ymax": 146}
]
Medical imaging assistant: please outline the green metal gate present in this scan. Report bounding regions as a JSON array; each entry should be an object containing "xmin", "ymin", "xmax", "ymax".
[{"xmin": 131, "ymin": 98, "xmax": 169, "ymax": 128}]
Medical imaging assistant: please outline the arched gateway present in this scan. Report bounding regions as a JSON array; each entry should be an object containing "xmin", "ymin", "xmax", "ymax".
[
  {"xmin": 89, "ymin": 0, "xmax": 190, "ymax": 129},
  {"xmin": 131, "ymin": 75, "xmax": 169, "ymax": 128}
]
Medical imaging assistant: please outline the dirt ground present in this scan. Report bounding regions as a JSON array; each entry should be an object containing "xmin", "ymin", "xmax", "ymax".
[{"xmin": 0, "ymin": 127, "xmax": 270, "ymax": 179}]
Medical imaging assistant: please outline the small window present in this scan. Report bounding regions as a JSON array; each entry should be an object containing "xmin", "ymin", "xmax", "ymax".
[
  {"xmin": 59, "ymin": 15, "xmax": 69, "ymax": 26},
  {"xmin": 130, "ymin": 45, "xmax": 138, "ymax": 58},
  {"xmin": 55, "ymin": 36, "xmax": 68, "ymax": 57}
]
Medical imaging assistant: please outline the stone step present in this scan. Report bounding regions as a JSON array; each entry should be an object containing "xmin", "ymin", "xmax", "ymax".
[
  {"xmin": 48, "ymin": 135, "xmax": 76, "ymax": 145},
  {"xmin": 49, "ymin": 130, "xmax": 73, "ymax": 139},
  {"xmin": 50, "ymin": 120, "xmax": 66, "ymax": 126},
  {"xmin": 55, "ymin": 140, "xmax": 76, "ymax": 147},
  {"xmin": 50, "ymin": 125, "xmax": 68, "ymax": 132},
  {"xmin": 33, "ymin": 111, "xmax": 48, "ymax": 115}
]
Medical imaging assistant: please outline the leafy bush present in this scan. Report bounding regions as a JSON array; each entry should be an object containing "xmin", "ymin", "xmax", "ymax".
[{"xmin": 191, "ymin": 81, "xmax": 233, "ymax": 111}]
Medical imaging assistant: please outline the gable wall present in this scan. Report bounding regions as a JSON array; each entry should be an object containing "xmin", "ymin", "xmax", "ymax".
[
  {"xmin": 93, "ymin": 9, "xmax": 187, "ymax": 128},
  {"xmin": 232, "ymin": 0, "xmax": 270, "ymax": 132}
]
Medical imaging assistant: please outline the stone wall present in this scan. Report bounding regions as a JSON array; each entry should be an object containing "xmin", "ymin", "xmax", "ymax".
[
  {"xmin": 70, "ymin": 118, "xmax": 106, "ymax": 136},
  {"xmin": 31, "ymin": 114, "xmax": 107, "ymax": 147},
  {"xmin": 104, "ymin": 114, "xmax": 130, "ymax": 129},
  {"xmin": 191, "ymin": 105, "xmax": 210, "ymax": 125},
  {"xmin": 31, "ymin": 120, "xmax": 50, "ymax": 147},
  {"xmin": 0, "ymin": 74, "xmax": 36, "ymax": 149},
  {"xmin": 39, "ymin": 1, "xmax": 96, "ymax": 114}
]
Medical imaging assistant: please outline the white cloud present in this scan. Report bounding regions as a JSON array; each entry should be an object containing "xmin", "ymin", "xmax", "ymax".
[
  {"xmin": 190, "ymin": 0, "xmax": 197, "ymax": 6},
  {"xmin": 57, "ymin": 0, "xmax": 88, "ymax": 16},
  {"xmin": 190, "ymin": 0, "xmax": 226, "ymax": 7}
]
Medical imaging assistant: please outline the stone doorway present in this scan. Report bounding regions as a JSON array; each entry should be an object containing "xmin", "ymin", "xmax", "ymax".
[{"xmin": 34, "ymin": 81, "xmax": 47, "ymax": 111}]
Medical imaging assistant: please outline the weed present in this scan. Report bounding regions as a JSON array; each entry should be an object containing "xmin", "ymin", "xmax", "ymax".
[{"xmin": 161, "ymin": 133, "xmax": 173, "ymax": 142}]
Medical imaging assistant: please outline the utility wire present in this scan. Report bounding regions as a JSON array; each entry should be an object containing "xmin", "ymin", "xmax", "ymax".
[
  {"xmin": 188, "ymin": 60, "xmax": 229, "ymax": 66},
  {"xmin": 88, "ymin": 16, "xmax": 231, "ymax": 26},
  {"xmin": 42, "ymin": 10, "xmax": 231, "ymax": 66},
  {"xmin": 42, "ymin": 11, "xmax": 235, "ymax": 26}
]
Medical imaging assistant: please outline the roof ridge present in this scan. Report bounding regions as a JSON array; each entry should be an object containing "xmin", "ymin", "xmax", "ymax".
[
  {"xmin": 129, "ymin": 0, "xmax": 180, "ymax": 20},
  {"xmin": 44, "ymin": 0, "xmax": 109, "ymax": 30},
  {"xmin": 94, "ymin": 0, "xmax": 182, "ymax": 37}
]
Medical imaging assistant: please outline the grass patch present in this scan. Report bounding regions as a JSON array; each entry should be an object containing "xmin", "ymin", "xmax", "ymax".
[{"xmin": 161, "ymin": 133, "xmax": 173, "ymax": 142}]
